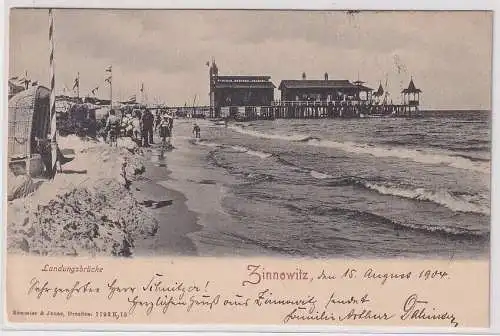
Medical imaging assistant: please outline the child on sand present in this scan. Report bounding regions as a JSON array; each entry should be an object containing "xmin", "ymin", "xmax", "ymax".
[{"xmin": 192, "ymin": 123, "xmax": 201, "ymax": 139}]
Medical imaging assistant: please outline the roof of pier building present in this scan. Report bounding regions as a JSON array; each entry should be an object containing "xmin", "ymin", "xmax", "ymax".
[{"xmin": 278, "ymin": 79, "xmax": 372, "ymax": 91}]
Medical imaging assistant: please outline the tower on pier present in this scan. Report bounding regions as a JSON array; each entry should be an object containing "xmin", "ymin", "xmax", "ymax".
[{"xmin": 401, "ymin": 77, "xmax": 422, "ymax": 117}]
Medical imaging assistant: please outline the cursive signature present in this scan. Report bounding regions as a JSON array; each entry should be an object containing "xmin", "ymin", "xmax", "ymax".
[{"xmin": 400, "ymin": 293, "xmax": 459, "ymax": 327}]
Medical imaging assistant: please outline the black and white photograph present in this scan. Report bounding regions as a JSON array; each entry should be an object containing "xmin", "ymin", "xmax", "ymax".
[{"xmin": 6, "ymin": 9, "xmax": 492, "ymax": 260}]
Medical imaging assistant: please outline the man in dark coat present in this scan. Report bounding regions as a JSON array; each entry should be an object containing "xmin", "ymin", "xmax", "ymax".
[{"xmin": 141, "ymin": 109, "xmax": 154, "ymax": 147}]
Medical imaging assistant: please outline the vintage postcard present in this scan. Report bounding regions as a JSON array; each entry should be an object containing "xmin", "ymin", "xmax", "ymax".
[{"xmin": 2, "ymin": 3, "xmax": 497, "ymax": 333}]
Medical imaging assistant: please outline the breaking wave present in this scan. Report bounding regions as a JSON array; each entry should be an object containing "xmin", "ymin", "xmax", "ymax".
[
  {"xmin": 292, "ymin": 205, "xmax": 487, "ymax": 239},
  {"xmin": 310, "ymin": 170, "xmax": 332, "ymax": 179},
  {"xmin": 228, "ymin": 126, "xmax": 489, "ymax": 173},
  {"xmin": 306, "ymin": 139, "xmax": 489, "ymax": 173},
  {"xmin": 197, "ymin": 140, "xmax": 223, "ymax": 148},
  {"xmin": 230, "ymin": 145, "xmax": 273, "ymax": 159},
  {"xmin": 228, "ymin": 125, "xmax": 311, "ymax": 141},
  {"xmin": 312, "ymin": 174, "xmax": 489, "ymax": 216},
  {"xmin": 196, "ymin": 140, "xmax": 272, "ymax": 159},
  {"xmin": 390, "ymin": 218, "xmax": 486, "ymax": 238},
  {"xmin": 362, "ymin": 182, "xmax": 489, "ymax": 215}
]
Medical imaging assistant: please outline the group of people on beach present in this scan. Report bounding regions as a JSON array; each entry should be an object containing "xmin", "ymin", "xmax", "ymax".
[{"xmin": 103, "ymin": 108, "xmax": 175, "ymax": 147}]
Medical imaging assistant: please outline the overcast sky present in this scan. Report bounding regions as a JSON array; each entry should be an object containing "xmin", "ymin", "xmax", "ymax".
[{"xmin": 9, "ymin": 9, "xmax": 492, "ymax": 109}]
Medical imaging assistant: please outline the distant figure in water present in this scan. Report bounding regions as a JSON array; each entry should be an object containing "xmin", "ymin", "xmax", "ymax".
[{"xmin": 192, "ymin": 123, "xmax": 201, "ymax": 139}]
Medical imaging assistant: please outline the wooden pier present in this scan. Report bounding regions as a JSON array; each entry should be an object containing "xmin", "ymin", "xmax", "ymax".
[
  {"xmin": 210, "ymin": 101, "xmax": 419, "ymax": 121},
  {"xmin": 201, "ymin": 65, "xmax": 423, "ymax": 120}
]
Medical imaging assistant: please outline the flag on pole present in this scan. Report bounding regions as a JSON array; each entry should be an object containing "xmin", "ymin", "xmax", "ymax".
[
  {"xmin": 105, "ymin": 65, "xmax": 112, "ymax": 72},
  {"xmin": 91, "ymin": 86, "xmax": 99, "ymax": 95},
  {"xmin": 48, "ymin": 9, "xmax": 58, "ymax": 179},
  {"xmin": 105, "ymin": 76, "xmax": 112, "ymax": 84},
  {"xmin": 23, "ymin": 78, "xmax": 31, "ymax": 89},
  {"xmin": 140, "ymin": 82, "xmax": 144, "ymax": 93},
  {"xmin": 72, "ymin": 74, "xmax": 79, "ymax": 89},
  {"xmin": 206, "ymin": 61, "xmax": 210, "ymax": 67},
  {"xmin": 22, "ymin": 71, "xmax": 32, "ymax": 89}
]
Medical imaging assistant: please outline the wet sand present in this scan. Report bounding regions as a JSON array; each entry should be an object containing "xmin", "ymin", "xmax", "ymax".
[
  {"xmin": 130, "ymin": 118, "xmax": 233, "ymax": 257},
  {"xmin": 131, "ymin": 160, "xmax": 201, "ymax": 257}
]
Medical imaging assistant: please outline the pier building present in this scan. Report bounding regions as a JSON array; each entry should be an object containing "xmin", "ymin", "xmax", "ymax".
[
  {"xmin": 208, "ymin": 60, "xmax": 275, "ymax": 119},
  {"xmin": 278, "ymin": 73, "xmax": 373, "ymax": 103}
]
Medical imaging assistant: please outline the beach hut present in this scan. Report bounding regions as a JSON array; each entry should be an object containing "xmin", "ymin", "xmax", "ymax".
[{"xmin": 8, "ymin": 85, "xmax": 51, "ymax": 176}]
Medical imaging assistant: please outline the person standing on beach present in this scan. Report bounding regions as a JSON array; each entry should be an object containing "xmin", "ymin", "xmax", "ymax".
[
  {"xmin": 98, "ymin": 117, "xmax": 108, "ymax": 142},
  {"xmin": 168, "ymin": 113, "xmax": 174, "ymax": 133},
  {"xmin": 192, "ymin": 123, "xmax": 201, "ymax": 139},
  {"xmin": 122, "ymin": 111, "xmax": 134, "ymax": 137},
  {"xmin": 132, "ymin": 109, "xmax": 142, "ymax": 146},
  {"xmin": 159, "ymin": 114, "xmax": 174, "ymax": 147},
  {"xmin": 141, "ymin": 108, "xmax": 154, "ymax": 147},
  {"xmin": 155, "ymin": 110, "xmax": 162, "ymax": 132},
  {"xmin": 106, "ymin": 109, "xmax": 120, "ymax": 146}
]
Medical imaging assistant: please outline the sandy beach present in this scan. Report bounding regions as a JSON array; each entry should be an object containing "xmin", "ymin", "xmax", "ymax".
[{"xmin": 7, "ymin": 119, "xmax": 209, "ymax": 258}]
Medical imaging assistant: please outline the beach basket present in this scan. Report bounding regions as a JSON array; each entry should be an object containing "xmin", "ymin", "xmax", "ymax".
[{"xmin": 8, "ymin": 85, "xmax": 51, "ymax": 176}]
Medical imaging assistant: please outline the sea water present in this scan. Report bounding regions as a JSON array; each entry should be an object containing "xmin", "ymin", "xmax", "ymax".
[{"xmin": 171, "ymin": 111, "xmax": 491, "ymax": 259}]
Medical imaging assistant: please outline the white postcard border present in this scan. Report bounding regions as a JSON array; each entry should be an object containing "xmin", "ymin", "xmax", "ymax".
[{"xmin": 1, "ymin": 0, "xmax": 498, "ymax": 335}]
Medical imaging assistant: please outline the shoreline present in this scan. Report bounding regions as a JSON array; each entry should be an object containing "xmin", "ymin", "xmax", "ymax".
[
  {"xmin": 131, "ymin": 150, "xmax": 201, "ymax": 257},
  {"xmin": 133, "ymin": 118, "xmax": 232, "ymax": 257}
]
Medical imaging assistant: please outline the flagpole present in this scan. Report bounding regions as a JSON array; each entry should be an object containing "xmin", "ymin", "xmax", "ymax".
[
  {"xmin": 48, "ymin": 9, "xmax": 57, "ymax": 179},
  {"xmin": 140, "ymin": 82, "xmax": 145, "ymax": 105},
  {"xmin": 77, "ymin": 72, "xmax": 80, "ymax": 99},
  {"xmin": 110, "ymin": 68, "xmax": 113, "ymax": 109},
  {"xmin": 106, "ymin": 65, "xmax": 113, "ymax": 109},
  {"xmin": 25, "ymin": 70, "xmax": 29, "ymax": 89}
]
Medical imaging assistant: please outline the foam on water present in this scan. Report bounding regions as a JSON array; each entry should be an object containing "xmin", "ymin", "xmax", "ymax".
[
  {"xmin": 197, "ymin": 141, "xmax": 222, "ymax": 148},
  {"xmin": 310, "ymin": 170, "xmax": 332, "ymax": 179},
  {"xmin": 362, "ymin": 182, "xmax": 489, "ymax": 215},
  {"xmin": 229, "ymin": 125, "xmax": 311, "ymax": 141},
  {"xmin": 229, "ymin": 125, "xmax": 489, "ymax": 173},
  {"xmin": 229, "ymin": 145, "xmax": 273, "ymax": 159},
  {"xmin": 307, "ymin": 139, "xmax": 489, "ymax": 174}
]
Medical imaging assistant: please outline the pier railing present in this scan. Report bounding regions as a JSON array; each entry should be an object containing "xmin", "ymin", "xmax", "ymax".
[{"xmin": 214, "ymin": 102, "xmax": 419, "ymax": 120}]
